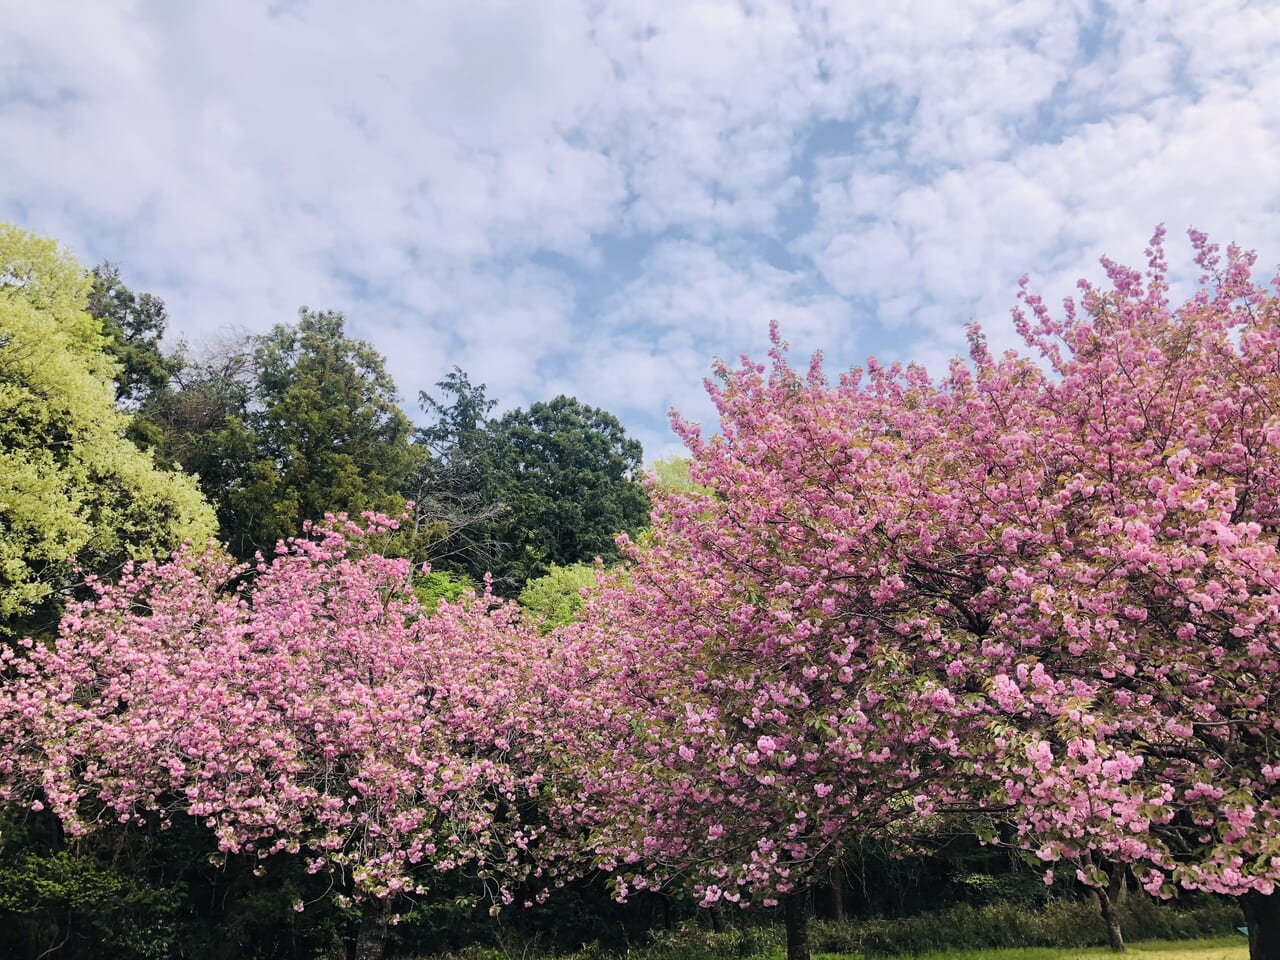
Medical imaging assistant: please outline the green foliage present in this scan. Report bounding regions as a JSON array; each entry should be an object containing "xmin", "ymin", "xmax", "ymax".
[
  {"xmin": 415, "ymin": 569, "xmax": 478, "ymax": 611},
  {"xmin": 86, "ymin": 261, "xmax": 178, "ymax": 408},
  {"xmin": 141, "ymin": 336, "xmax": 255, "ymax": 493},
  {"xmin": 407, "ymin": 368, "xmax": 505, "ymax": 575},
  {"xmin": 647, "ymin": 454, "xmax": 710, "ymax": 494},
  {"xmin": 481, "ymin": 396, "xmax": 648, "ymax": 589},
  {"xmin": 417, "ymin": 375, "xmax": 650, "ymax": 593},
  {"xmin": 853, "ymin": 897, "xmax": 1240, "ymax": 956},
  {"xmin": 226, "ymin": 309, "xmax": 418, "ymax": 556},
  {"xmin": 893, "ymin": 939, "xmax": 1247, "ymax": 960},
  {"xmin": 0, "ymin": 846, "xmax": 183, "ymax": 960},
  {"xmin": 143, "ymin": 311, "xmax": 419, "ymax": 558},
  {"xmin": 518, "ymin": 562, "xmax": 597, "ymax": 630},
  {"xmin": 411, "ymin": 902, "xmax": 1241, "ymax": 960},
  {"xmin": 0, "ymin": 224, "xmax": 216, "ymax": 634},
  {"xmin": 562, "ymin": 925, "xmax": 783, "ymax": 960}
]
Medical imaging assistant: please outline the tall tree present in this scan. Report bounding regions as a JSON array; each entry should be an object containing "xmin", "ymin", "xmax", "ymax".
[
  {"xmin": 143, "ymin": 312, "xmax": 418, "ymax": 559},
  {"xmin": 416, "ymin": 378, "xmax": 649, "ymax": 592},
  {"xmin": 571, "ymin": 230, "xmax": 1280, "ymax": 960},
  {"xmin": 477, "ymin": 396, "xmax": 649, "ymax": 591},
  {"xmin": 86, "ymin": 261, "xmax": 178, "ymax": 408},
  {"xmin": 407, "ymin": 368, "xmax": 506, "ymax": 575},
  {"xmin": 950, "ymin": 231, "xmax": 1280, "ymax": 960},
  {"xmin": 228, "ymin": 309, "xmax": 418, "ymax": 557},
  {"xmin": 140, "ymin": 334, "xmax": 258, "ymax": 504},
  {"xmin": 567, "ymin": 333, "xmax": 975, "ymax": 960},
  {"xmin": 0, "ymin": 224, "xmax": 216, "ymax": 635}
]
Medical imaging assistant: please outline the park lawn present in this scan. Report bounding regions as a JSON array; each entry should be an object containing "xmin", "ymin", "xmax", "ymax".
[{"xmin": 811, "ymin": 936, "xmax": 1248, "ymax": 960}]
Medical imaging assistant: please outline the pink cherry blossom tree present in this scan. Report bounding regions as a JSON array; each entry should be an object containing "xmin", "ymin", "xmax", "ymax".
[
  {"xmin": 951, "ymin": 230, "xmax": 1280, "ymax": 959},
  {"xmin": 566, "ymin": 336, "xmax": 994, "ymax": 960},
  {"xmin": 0, "ymin": 515, "xmax": 583, "ymax": 959},
  {"xmin": 570, "ymin": 230, "xmax": 1280, "ymax": 960}
]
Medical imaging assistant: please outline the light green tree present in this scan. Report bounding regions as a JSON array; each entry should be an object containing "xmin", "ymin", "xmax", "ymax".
[
  {"xmin": 647, "ymin": 453, "xmax": 711, "ymax": 493},
  {"xmin": 517, "ymin": 561, "xmax": 598, "ymax": 631},
  {"xmin": 0, "ymin": 225, "xmax": 216, "ymax": 634}
]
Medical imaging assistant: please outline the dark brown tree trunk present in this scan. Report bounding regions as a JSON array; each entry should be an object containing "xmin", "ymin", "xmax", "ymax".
[
  {"xmin": 784, "ymin": 888, "xmax": 812, "ymax": 960},
  {"xmin": 354, "ymin": 900, "xmax": 390, "ymax": 960},
  {"xmin": 709, "ymin": 903, "xmax": 727, "ymax": 933},
  {"xmin": 1242, "ymin": 890, "xmax": 1280, "ymax": 960},
  {"xmin": 1094, "ymin": 862, "xmax": 1127, "ymax": 952},
  {"xmin": 829, "ymin": 865, "xmax": 845, "ymax": 923},
  {"xmin": 1097, "ymin": 885, "xmax": 1125, "ymax": 953}
]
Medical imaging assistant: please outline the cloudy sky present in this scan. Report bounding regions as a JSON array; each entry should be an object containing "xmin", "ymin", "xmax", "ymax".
[{"xmin": 4, "ymin": 0, "xmax": 1279, "ymax": 459}]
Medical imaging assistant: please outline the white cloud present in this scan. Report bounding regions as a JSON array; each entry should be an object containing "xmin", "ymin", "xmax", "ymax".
[
  {"xmin": 800, "ymin": 0, "xmax": 1280, "ymax": 366},
  {"xmin": 3, "ymin": 0, "xmax": 1280, "ymax": 458},
  {"xmin": 559, "ymin": 240, "xmax": 858, "ymax": 439}
]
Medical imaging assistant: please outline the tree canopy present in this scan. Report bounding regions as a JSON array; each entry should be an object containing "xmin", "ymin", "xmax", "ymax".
[
  {"xmin": 86, "ymin": 261, "xmax": 178, "ymax": 409},
  {"xmin": 417, "ymin": 375, "xmax": 649, "ymax": 592},
  {"xmin": 564, "ymin": 231, "xmax": 1280, "ymax": 960},
  {"xmin": 0, "ymin": 225, "xmax": 216, "ymax": 634},
  {"xmin": 9, "ymin": 223, "xmax": 1280, "ymax": 960},
  {"xmin": 141, "ymin": 311, "xmax": 419, "ymax": 559}
]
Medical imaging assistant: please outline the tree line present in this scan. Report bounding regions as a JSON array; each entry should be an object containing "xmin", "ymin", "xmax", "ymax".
[{"xmin": 0, "ymin": 224, "xmax": 651, "ymax": 643}]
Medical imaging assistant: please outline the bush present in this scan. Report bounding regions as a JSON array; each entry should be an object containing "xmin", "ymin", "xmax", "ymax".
[
  {"xmin": 855, "ymin": 895, "xmax": 1241, "ymax": 956},
  {"xmin": 0, "ymin": 848, "xmax": 183, "ymax": 960},
  {"xmin": 1118, "ymin": 894, "xmax": 1240, "ymax": 941}
]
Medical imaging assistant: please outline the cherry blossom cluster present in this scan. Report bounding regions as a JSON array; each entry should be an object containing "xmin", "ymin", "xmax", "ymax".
[
  {"xmin": 569, "ymin": 228, "xmax": 1280, "ymax": 907},
  {"xmin": 0, "ymin": 514, "xmax": 582, "ymax": 906},
  {"xmin": 5, "ymin": 228, "xmax": 1280, "ymax": 926}
]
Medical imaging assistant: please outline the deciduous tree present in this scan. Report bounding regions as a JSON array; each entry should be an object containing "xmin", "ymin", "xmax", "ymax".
[
  {"xmin": 0, "ymin": 515, "xmax": 585, "ymax": 959},
  {"xmin": 0, "ymin": 225, "xmax": 215, "ymax": 634},
  {"xmin": 573, "ymin": 229, "xmax": 1280, "ymax": 960}
]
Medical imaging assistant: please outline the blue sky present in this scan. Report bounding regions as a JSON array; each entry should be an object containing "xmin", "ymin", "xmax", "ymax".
[{"xmin": 3, "ymin": 0, "xmax": 1280, "ymax": 460}]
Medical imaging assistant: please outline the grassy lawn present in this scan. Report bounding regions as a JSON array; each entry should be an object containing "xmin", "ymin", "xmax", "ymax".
[{"xmin": 815, "ymin": 937, "xmax": 1248, "ymax": 960}]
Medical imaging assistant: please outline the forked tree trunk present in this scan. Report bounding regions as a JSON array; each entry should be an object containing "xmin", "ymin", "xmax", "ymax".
[
  {"xmin": 354, "ymin": 900, "xmax": 390, "ymax": 960},
  {"xmin": 1242, "ymin": 890, "xmax": 1280, "ymax": 960},
  {"xmin": 784, "ymin": 887, "xmax": 812, "ymax": 960}
]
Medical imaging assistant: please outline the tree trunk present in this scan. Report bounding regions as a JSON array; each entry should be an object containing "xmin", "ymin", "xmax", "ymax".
[
  {"xmin": 1096, "ymin": 885, "xmax": 1125, "ymax": 953},
  {"xmin": 354, "ymin": 900, "xmax": 390, "ymax": 960},
  {"xmin": 783, "ymin": 888, "xmax": 812, "ymax": 960},
  {"xmin": 214, "ymin": 857, "xmax": 248, "ymax": 960},
  {"xmin": 709, "ymin": 903, "xmax": 727, "ymax": 933},
  {"xmin": 1112, "ymin": 868, "xmax": 1128, "ymax": 905},
  {"xmin": 829, "ymin": 865, "xmax": 846, "ymax": 923},
  {"xmin": 1242, "ymin": 890, "xmax": 1280, "ymax": 960}
]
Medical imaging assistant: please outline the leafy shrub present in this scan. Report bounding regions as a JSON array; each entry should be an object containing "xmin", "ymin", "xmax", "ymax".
[
  {"xmin": 0, "ymin": 848, "xmax": 183, "ymax": 960},
  {"xmin": 856, "ymin": 895, "xmax": 1240, "ymax": 956},
  {"xmin": 1118, "ymin": 895, "xmax": 1240, "ymax": 941}
]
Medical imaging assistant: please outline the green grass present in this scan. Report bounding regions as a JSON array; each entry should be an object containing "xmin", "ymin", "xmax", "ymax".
[
  {"xmin": 816, "ymin": 937, "xmax": 1248, "ymax": 960},
  {"xmin": 424, "ymin": 915, "xmax": 1246, "ymax": 960},
  {"xmin": 627, "ymin": 937, "xmax": 1250, "ymax": 960}
]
